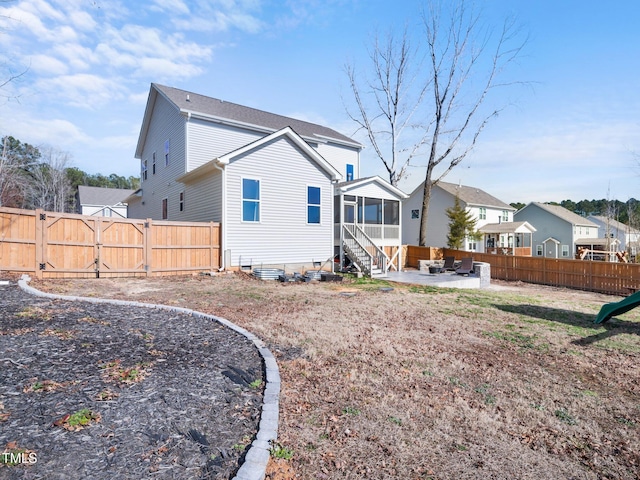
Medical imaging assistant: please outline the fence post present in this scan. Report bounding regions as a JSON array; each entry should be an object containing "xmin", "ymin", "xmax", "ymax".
[
  {"xmin": 145, "ymin": 218, "xmax": 153, "ymax": 277},
  {"xmin": 209, "ymin": 222, "xmax": 221, "ymax": 272},
  {"xmin": 95, "ymin": 217, "xmax": 102, "ymax": 278},
  {"xmin": 34, "ymin": 209, "xmax": 44, "ymax": 280}
]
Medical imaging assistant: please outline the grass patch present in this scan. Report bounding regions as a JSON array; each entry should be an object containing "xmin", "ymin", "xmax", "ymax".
[
  {"xmin": 249, "ymin": 379, "xmax": 263, "ymax": 389},
  {"xmin": 270, "ymin": 442, "xmax": 294, "ymax": 460},
  {"xmin": 388, "ymin": 416, "xmax": 403, "ymax": 426},
  {"xmin": 554, "ymin": 408, "xmax": 577, "ymax": 425},
  {"xmin": 483, "ymin": 330, "xmax": 538, "ymax": 350},
  {"xmin": 15, "ymin": 306, "xmax": 51, "ymax": 320},
  {"xmin": 342, "ymin": 406, "xmax": 361, "ymax": 416},
  {"xmin": 54, "ymin": 408, "xmax": 101, "ymax": 431}
]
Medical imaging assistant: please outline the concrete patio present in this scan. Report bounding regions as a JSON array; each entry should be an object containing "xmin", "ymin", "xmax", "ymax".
[{"xmin": 379, "ymin": 267, "xmax": 487, "ymax": 289}]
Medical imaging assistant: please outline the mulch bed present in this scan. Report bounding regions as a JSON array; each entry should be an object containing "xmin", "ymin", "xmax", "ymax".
[{"xmin": 0, "ymin": 279, "xmax": 263, "ymax": 479}]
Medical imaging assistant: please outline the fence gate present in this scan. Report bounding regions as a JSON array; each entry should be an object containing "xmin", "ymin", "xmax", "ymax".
[
  {"xmin": 39, "ymin": 211, "xmax": 101, "ymax": 278},
  {"xmin": 1, "ymin": 207, "xmax": 221, "ymax": 279},
  {"xmin": 38, "ymin": 212, "xmax": 149, "ymax": 279},
  {"xmin": 95, "ymin": 218, "xmax": 147, "ymax": 277}
]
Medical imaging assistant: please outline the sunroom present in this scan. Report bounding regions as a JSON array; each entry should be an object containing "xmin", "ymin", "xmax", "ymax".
[{"xmin": 333, "ymin": 176, "xmax": 408, "ymax": 276}]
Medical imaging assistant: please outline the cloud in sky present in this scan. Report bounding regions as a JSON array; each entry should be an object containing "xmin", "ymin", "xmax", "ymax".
[{"xmin": 0, "ymin": 0, "xmax": 638, "ymax": 205}]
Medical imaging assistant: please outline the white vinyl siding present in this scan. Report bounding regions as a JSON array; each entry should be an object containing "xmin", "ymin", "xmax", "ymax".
[
  {"xmin": 187, "ymin": 119, "xmax": 263, "ymax": 171},
  {"xmin": 225, "ymin": 136, "xmax": 333, "ymax": 266},
  {"xmin": 347, "ymin": 182, "xmax": 399, "ymax": 201},
  {"xmin": 315, "ymin": 142, "xmax": 359, "ymax": 181},
  {"xmin": 134, "ymin": 94, "xmax": 186, "ymax": 220},
  {"xmin": 179, "ymin": 172, "xmax": 223, "ymax": 222}
]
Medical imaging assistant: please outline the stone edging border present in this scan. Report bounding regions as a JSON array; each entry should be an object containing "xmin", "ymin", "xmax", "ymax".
[{"xmin": 18, "ymin": 275, "xmax": 279, "ymax": 480}]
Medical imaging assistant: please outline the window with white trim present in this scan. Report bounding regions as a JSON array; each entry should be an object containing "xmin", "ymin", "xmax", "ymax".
[
  {"xmin": 479, "ymin": 207, "xmax": 486, "ymax": 220},
  {"xmin": 162, "ymin": 198, "xmax": 168, "ymax": 220},
  {"xmin": 307, "ymin": 186, "xmax": 321, "ymax": 224},
  {"xmin": 179, "ymin": 191, "xmax": 184, "ymax": 212},
  {"xmin": 164, "ymin": 140, "xmax": 170, "ymax": 166},
  {"xmin": 562, "ymin": 245, "xmax": 569, "ymax": 257},
  {"xmin": 152, "ymin": 152, "xmax": 156, "ymax": 175},
  {"xmin": 242, "ymin": 178, "xmax": 260, "ymax": 222},
  {"xmin": 536, "ymin": 245, "xmax": 543, "ymax": 256}
]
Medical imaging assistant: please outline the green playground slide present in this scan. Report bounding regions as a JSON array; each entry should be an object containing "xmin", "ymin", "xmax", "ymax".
[{"xmin": 595, "ymin": 290, "xmax": 640, "ymax": 324}]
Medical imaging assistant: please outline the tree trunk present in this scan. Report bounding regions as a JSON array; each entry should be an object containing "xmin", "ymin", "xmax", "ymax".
[{"xmin": 418, "ymin": 163, "xmax": 436, "ymax": 246}]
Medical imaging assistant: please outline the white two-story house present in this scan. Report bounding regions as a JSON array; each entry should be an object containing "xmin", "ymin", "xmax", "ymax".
[
  {"xmin": 402, "ymin": 181, "xmax": 516, "ymax": 253},
  {"xmin": 127, "ymin": 84, "xmax": 407, "ymax": 274}
]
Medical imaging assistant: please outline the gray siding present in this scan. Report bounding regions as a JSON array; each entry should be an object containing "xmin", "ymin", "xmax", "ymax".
[
  {"xmin": 514, "ymin": 204, "xmax": 572, "ymax": 256},
  {"xmin": 134, "ymin": 94, "xmax": 187, "ymax": 220},
  {"xmin": 225, "ymin": 136, "xmax": 334, "ymax": 266}
]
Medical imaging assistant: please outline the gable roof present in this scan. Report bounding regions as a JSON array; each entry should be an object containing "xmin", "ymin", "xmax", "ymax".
[
  {"xmin": 336, "ymin": 176, "xmax": 409, "ymax": 199},
  {"xmin": 177, "ymin": 127, "xmax": 341, "ymax": 184},
  {"xmin": 409, "ymin": 180, "xmax": 514, "ymax": 210},
  {"xmin": 478, "ymin": 221, "xmax": 536, "ymax": 234},
  {"xmin": 136, "ymin": 83, "xmax": 362, "ymax": 158},
  {"xmin": 77, "ymin": 186, "xmax": 134, "ymax": 206},
  {"xmin": 588, "ymin": 215, "xmax": 640, "ymax": 234},
  {"xmin": 522, "ymin": 202, "xmax": 597, "ymax": 227}
]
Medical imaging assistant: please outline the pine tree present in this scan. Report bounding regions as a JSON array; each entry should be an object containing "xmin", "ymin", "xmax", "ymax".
[{"xmin": 446, "ymin": 196, "xmax": 479, "ymax": 249}]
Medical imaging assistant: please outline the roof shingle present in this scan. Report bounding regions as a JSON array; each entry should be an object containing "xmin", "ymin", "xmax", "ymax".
[{"xmin": 154, "ymin": 84, "xmax": 361, "ymax": 147}]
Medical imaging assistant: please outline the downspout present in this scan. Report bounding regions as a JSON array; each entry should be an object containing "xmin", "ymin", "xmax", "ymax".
[
  {"xmin": 338, "ymin": 186, "xmax": 344, "ymax": 272},
  {"xmin": 213, "ymin": 162, "xmax": 226, "ymax": 271},
  {"xmin": 185, "ymin": 113, "xmax": 190, "ymax": 174}
]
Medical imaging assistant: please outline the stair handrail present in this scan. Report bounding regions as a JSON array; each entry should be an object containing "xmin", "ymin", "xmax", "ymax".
[
  {"xmin": 342, "ymin": 225, "xmax": 373, "ymax": 275},
  {"xmin": 344, "ymin": 224, "xmax": 389, "ymax": 275}
]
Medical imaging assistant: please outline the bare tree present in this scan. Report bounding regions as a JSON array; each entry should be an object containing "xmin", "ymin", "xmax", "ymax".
[
  {"xmin": 345, "ymin": 0, "xmax": 526, "ymax": 246},
  {"xmin": 416, "ymin": 2, "xmax": 526, "ymax": 245},
  {"xmin": 25, "ymin": 147, "xmax": 72, "ymax": 212},
  {"xmin": 345, "ymin": 28, "xmax": 429, "ymax": 186},
  {"xmin": 0, "ymin": 135, "xmax": 38, "ymax": 208}
]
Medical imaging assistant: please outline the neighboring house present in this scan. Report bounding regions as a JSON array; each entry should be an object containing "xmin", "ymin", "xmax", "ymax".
[
  {"xmin": 402, "ymin": 181, "xmax": 516, "ymax": 253},
  {"xmin": 514, "ymin": 202, "xmax": 600, "ymax": 258},
  {"xmin": 76, "ymin": 186, "xmax": 134, "ymax": 218},
  {"xmin": 128, "ymin": 83, "xmax": 407, "ymax": 274},
  {"xmin": 477, "ymin": 221, "xmax": 537, "ymax": 256},
  {"xmin": 588, "ymin": 215, "xmax": 640, "ymax": 257}
]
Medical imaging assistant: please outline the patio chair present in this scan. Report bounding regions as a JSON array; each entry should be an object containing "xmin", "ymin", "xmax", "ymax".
[
  {"xmin": 456, "ymin": 257, "xmax": 474, "ymax": 275},
  {"xmin": 442, "ymin": 256, "xmax": 456, "ymax": 271}
]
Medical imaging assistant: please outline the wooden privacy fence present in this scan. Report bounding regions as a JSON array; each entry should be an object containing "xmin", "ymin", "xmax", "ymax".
[
  {"xmin": 405, "ymin": 245, "xmax": 640, "ymax": 295},
  {"xmin": 0, "ymin": 207, "xmax": 220, "ymax": 279}
]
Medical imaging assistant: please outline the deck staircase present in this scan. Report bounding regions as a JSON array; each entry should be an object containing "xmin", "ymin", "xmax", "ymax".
[{"xmin": 342, "ymin": 225, "xmax": 389, "ymax": 277}]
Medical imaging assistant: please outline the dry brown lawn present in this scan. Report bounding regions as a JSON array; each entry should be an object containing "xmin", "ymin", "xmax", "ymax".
[{"xmin": 34, "ymin": 273, "xmax": 640, "ymax": 479}]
